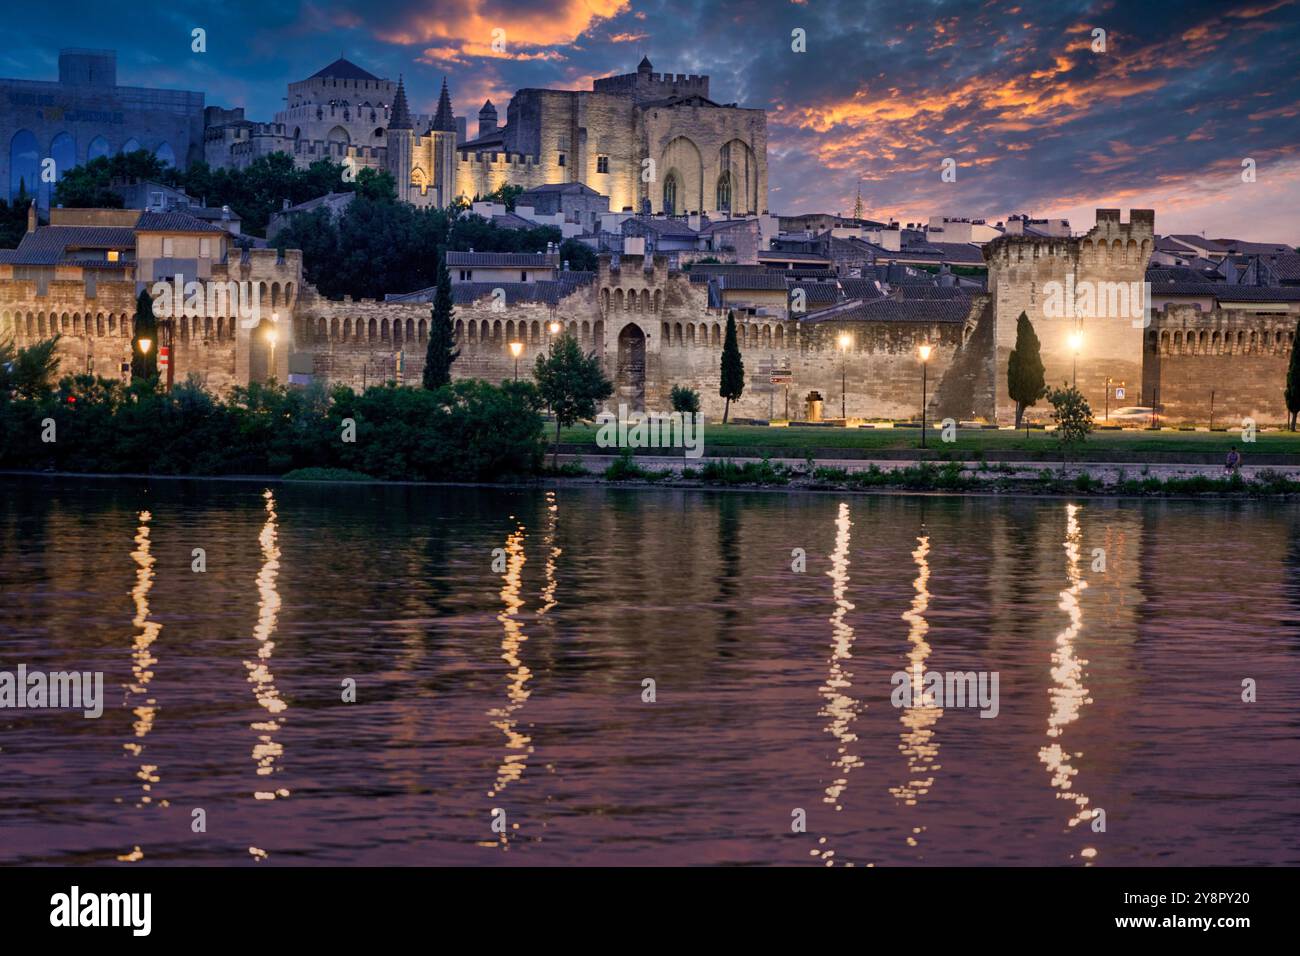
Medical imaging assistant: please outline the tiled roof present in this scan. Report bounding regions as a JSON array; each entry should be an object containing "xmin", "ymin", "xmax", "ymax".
[
  {"xmin": 309, "ymin": 58, "xmax": 383, "ymax": 82},
  {"xmin": 759, "ymin": 250, "xmax": 832, "ymax": 262},
  {"xmin": 387, "ymin": 272, "xmax": 593, "ymax": 306},
  {"xmin": 135, "ymin": 211, "xmax": 227, "ymax": 233},
  {"xmin": 1152, "ymin": 282, "xmax": 1300, "ymax": 301},
  {"xmin": 1167, "ymin": 234, "xmax": 1230, "ymax": 253},
  {"xmin": 519, "ymin": 182, "xmax": 602, "ymax": 197},
  {"xmin": 7, "ymin": 225, "xmax": 137, "ymax": 265},
  {"xmin": 1265, "ymin": 253, "xmax": 1300, "ymax": 282},
  {"xmin": 720, "ymin": 273, "xmax": 789, "ymax": 291},
  {"xmin": 445, "ymin": 251, "xmax": 554, "ymax": 267},
  {"xmin": 1211, "ymin": 239, "xmax": 1293, "ymax": 256},
  {"xmin": 804, "ymin": 297, "xmax": 971, "ymax": 324},
  {"xmin": 893, "ymin": 284, "xmax": 971, "ymax": 300},
  {"xmin": 1147, "ymin": 267, "xmax": 1213, "ymax": 284},
  {"xmin": 837, "ymin": 278, "xmax": 885, "ymax": 300}
]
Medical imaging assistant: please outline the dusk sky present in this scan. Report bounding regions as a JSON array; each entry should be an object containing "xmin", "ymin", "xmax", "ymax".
[{"xmin": 5, "ymin": 0, "xmax": 1299, "ymax": 242}]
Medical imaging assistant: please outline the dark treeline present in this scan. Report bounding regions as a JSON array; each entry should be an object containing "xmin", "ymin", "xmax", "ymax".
[{"xmin": 0, "ymin": 360, "xmax": 545, "ymax": 481}]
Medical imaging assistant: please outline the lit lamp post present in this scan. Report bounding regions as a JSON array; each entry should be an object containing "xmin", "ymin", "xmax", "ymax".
[
  {"xmin": 919, "ymin": 342, "xmax": 933, "ymax": 448},
  {"xmin": 548, "ymin": 320, "xmax": 561, "ymax": 339},
  {"xmin": 266, "ymin": 327, "xmax": 279, "ymax": 382},
  {"xmin": 135, "ymin": 336, "xmax": 153, "ymax": 384},
  {"xmin": 1068, "ymin": 329, "xmax": 1083, "ymax": 388},
  {"xmin": 837, "ymin": 332, "xmax": 852, "ymax": 420},
  {"xmin": 509, "ymin": 340, "xmax": 524, "ymax": 381}
]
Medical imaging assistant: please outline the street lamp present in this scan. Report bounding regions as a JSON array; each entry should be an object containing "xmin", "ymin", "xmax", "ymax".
[
  {"xmin": 266, "ymin": 327, "xmax": 279, "ymax": 381},
  {"xmin": 837, "ymin": 332, "xmax": 852, "ymax": 420},
  {"xmin": 548, "ymin": 320, "xmax": 561, "ymax": 336},
  {"xmin": 509, "ymin": 340, "xmax": 524, "ymax": 380},
  {"xmin": 918, "ymin": 342, "xmax": 933, "ymax": 448},
  {"xmin": 138, "ymin": 337, "xmax": 152, "ymax": 356},
  {"xmin": 1068, "ymin": 330, "xmax": 1083, "ymax": 388}
]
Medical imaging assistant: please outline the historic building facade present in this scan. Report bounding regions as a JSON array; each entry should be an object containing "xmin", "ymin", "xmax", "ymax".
[
  {"xmin": 3, "ymin": 208, "xmax": 1294, "ymax": 427},
  {"xmin": 2, "ymin": 49, "xmax": 205, "ymax": 207},
  {"xmin": 204, "ymin": 56, "xmax": 768, "ymax": 217}
]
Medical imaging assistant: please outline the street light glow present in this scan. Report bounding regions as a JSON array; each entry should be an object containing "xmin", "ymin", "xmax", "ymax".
[
  {"xmin": 266, "ymin": 329, "xmax": 279, "ymax": 347},
  {"xmin": 509, "ymin": 341, "xmax": 524, "ymax": 358},
  {"xmin": 138, "ymin": 338, "xmax": 152, "ymax": 355},
  {"xmin": 837, "ymin": 333, "xmax": 852, "ymax": 351},
  {"xmin": 1069, "ymin": 330, "xmax": 1083, "ymax": 352},
  {"xmin": 919, "ymin": 343, "xmax": 933, "ymax": 362},
  {"xmin": 548, "ymin": 321, "xmax": 561, "ymax": 335}
]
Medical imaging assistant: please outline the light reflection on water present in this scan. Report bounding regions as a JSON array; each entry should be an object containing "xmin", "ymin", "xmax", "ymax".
[{"xmin": 0, "ymin": 477, "xmax": 1297, "ymax": 867}]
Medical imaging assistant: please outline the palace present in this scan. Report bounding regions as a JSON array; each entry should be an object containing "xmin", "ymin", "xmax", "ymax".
[{"xmin": 203, "ymin": 56, "xmax": 768, "ymax": 216}]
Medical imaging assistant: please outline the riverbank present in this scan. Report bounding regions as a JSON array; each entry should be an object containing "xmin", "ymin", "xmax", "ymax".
[{"xmin": 8, "ymin": 455, "xmax": 1300, "ymax": 498}]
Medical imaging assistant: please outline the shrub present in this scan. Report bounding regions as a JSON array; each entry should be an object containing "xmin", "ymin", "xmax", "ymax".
[{"xmin": 670, "ymin": 385, "xmax": 701, "ymax": 415}]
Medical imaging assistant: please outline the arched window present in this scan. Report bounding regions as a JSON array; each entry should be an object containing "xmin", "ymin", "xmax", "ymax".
[
  {"xmin": 716, "ymin": 172, "xmax": 731, "ymax": 212},
  {"xmin": 154, "ymin": 141, "xmax": 176, "ymax": 167},
  {"xmin": 120, "ymin": 137, "xmax": 141, "ymax": 154},
  {"xmin": 87, "ymin": 135, "xmax": 111, "ymax": 162},
  {"xmin": 9, "ymin": 129, "xmax": 38, "ymax": 201},
  {"xmin": 662, "ymin": 172, "xmax": 679, "ymax": 215}
]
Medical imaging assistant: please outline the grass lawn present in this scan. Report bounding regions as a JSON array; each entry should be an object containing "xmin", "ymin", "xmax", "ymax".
[{"xmin": 553, "ymin": 422, "xmax": 1300, "ymax": 457}]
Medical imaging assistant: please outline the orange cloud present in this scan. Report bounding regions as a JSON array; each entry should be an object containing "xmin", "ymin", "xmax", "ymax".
[{"xmin": 374, "ymin": 0, "xmax": 629, "ymax": 51}]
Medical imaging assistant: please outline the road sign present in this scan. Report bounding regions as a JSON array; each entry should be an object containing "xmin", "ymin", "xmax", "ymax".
[
  {"xmin": 770, "ymin": 373, "xmax": 793, "ymax": 385},
  {"xmin": 1114, "ymin": 386, "xmax": 1126, "ymax": 400}
]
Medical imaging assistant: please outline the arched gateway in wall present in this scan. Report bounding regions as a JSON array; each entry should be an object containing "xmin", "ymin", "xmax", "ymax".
[{"xmin": 616, "ymin": 323, "xmax": 646, "ymax": 409}]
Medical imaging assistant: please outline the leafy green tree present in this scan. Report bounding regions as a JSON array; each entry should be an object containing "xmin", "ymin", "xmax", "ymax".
[
  {"xmin": 424, "ymin": 258, "xmax": 459, "ymax": 389},
  {"xmin": 131, "ymin": 288, "xmax": 158, "ymax": 381},
  {"xmin": 481, "ymin": 183, "xmax": 524, "ymax": 211},
  {"xmin": 533, "ymin": 333, "xmax": 613, "ymax": 468},
  {"xmin": 1007, "ymin": 311, "xmax": 1046, "ymax": 431},
  {"xmin": 670, "ymin": 385, "xmax": 700, "ymax": 414},
  {"xmin": 559, "ymin": 238, "xmax": 598, "ymax": 272},
  {"xmin": 1045, "ymin": 381, "xmax": 1093, "ymax": 458},
  {"xmin": 0, "ymin": 183, "xmax": 35, "ymax": 248},
  {"xmin": 0, "ymin": 335, "xmax": 61, "ymax": 401},
  {"xmin": 52, "ymin": 150, "xmax": 169, "ymax": 209},
  {"xmin": 719, "ymin": 309, "xmax": 745, "ymax": 423},
  {"xmin": 1286, "ymin": 317, "xmax": 1300, "ymax": 431}
]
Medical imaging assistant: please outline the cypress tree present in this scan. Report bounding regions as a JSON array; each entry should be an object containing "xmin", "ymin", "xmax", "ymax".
[
  {"xmin": 719, "ymin": 309, "xmax": 744, "ymax": 424},
  {"xmin": 131, "ymin": 287, "xmax": 158, "ymax": 381},
  {"xmin": 424, "ymin": 256, "xmax": 459, "ymax": 389},
  {"xmin": 1285, "ymin": 317, "xmax": 1300, "ymax": 431},
  {"xmin": 1007, "ymin": 311, "xmax": 1045, "ymax": 431}
]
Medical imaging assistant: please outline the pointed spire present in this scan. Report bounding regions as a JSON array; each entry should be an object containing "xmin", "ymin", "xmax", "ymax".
[
  {"xmin": 638, "ymin": 55, "xmax": 653, "ymax": 73},
  {"xmin": 432, "ymin": 76, "xmax": 456, "ymax": 132},
  {"xmin": 390, "ymin": 75, "xmax": 412, "ymax": 130}
]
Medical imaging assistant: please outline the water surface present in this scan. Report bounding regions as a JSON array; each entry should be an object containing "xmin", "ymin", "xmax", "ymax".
[{"xmin": 1, "ymin": 477, "xmax": 1297, "ymax": 866}]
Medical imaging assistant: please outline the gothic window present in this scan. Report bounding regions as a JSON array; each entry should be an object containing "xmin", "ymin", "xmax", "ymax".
[
  {"xmin": 662, "ymin": 173, "xmax": 679, "ymax": 215},
  {"xmin": 716, "ymin": 172, "xmax": 731, "ymax": 212},
  {"xmin": 597, "ymin": 155, "xmax": 609, "ymax": 174}
]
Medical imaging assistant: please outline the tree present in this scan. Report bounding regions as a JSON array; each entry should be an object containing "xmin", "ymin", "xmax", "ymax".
[
  {"xmin": 424, "ymin": 258, "xmax": 459, "ymax": 389},
  {"xmin": 1045, "ymin": 381, "xmax": 1093, "ymax": 458},
  {"xmin": 533, "ymin": 333, "xmax": 613, "ymax": 468},
  {"xmin": 0, "ymin": 335, "xmax": 61, "ymax": 401},
  {"xmin": 1286, "ymin": 317, "xmax": 1300, "ymax": 431},
  {"xmin": 131, "ymin": 288, "xmax": 158, "ymax": 381},
  {"xmin": 1007, "ymin": 311, "xmax": 1046, "ymax": 432},
  {"xmin": 670, "ymin": 385, "xmax": 701, "ymax": 414},
  {"xmin": 53, "ymin": 150, "xmax": 168, "ymax": 209},
  {"xmin": 559, "ymin": 238, "xmax": 598, "ymax": 272},
  {"xmin": 719, "ymin": 309, "xmax": 745, "ymax": 423},
  {"xmin": 481, "ymin": 183, "xmax": 524, "ymax": 211}
]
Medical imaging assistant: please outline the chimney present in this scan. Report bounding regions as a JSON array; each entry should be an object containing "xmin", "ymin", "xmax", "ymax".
[
  {"xmin": 27, "ymin": 200, "xmax": 36, "ymax": 234},
  {"xmin": 222, "ymin": 204, "xmax": 231, "ymax": 221},
  {"xmin": 282, "ymin": 198, "xmax": 290, "ymax": 211}
]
